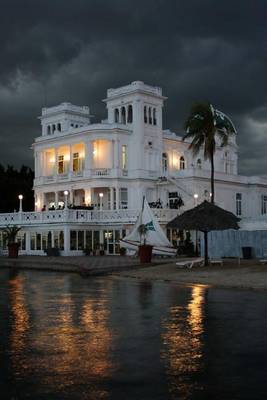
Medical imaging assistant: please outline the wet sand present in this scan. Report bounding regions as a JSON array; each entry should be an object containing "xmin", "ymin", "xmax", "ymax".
[{"xmin": 115, "ymin": 259, "xmax": 267, "ymax": 291}]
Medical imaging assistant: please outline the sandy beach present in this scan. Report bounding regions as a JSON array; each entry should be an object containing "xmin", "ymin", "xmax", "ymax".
[
  {"xmin": 115, "ymin": 259, "xmax": 267, "ymax": 291},
  {"xmin": 1, "ymin": 255, "xmax": 267, "ymax": 290}
]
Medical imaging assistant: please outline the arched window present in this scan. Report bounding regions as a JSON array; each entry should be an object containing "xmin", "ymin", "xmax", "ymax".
[
  {"xmin": 121, "ymin": 107, "xmax": 126, "ymax": 124},
  {"xmin": 153, "ymin": 108, "xmax": 157, "ymax": 125},
  {"xmin": 162, "ymin": 153, "xmax": 168, "ymax": 173},
  {"xmin": 115, "ymin": 108, "xmax": 119, "ymax": 123},
  {"xmin": 180, "ymin": 156, "xmax": 185, "ymax": 170},
  {"xmin": 148, "ymin": 107, "xmax": 152, "ymax": 124},
  {"xmin": 52, "ymin": 124, "xmax": 56, "ymax": 133},
  {"xmin": 47, "ymin": 125, "xmax": 51, "ymax": 135},
  {"xmin": 197, "ymin": 159, "xmax": 202, "ymax": 169},
  {"xmin": 127, "ymin": 105, "xmax": 133, "ymax": 123},
  {"xmin": 57, "ymin": 123, "xmax": 61, "ymax": 132},
  {"xmin": 144, "ymin": 106, "xmax": 147, "ymax": 123}
]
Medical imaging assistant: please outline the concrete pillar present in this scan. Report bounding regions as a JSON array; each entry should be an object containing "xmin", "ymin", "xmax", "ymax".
[
  {"xmin": 85, "ymin": 188, "xmax": 92, "ymax": 206},
  {"xmin": 116, "ymin": 187, "xmax": 120, "ymax": 210},
  {"xmin": 70, "ymin": 189, "xmax": 74, "ymax": 206},
  {"xmin": 85, "ymin": 141, "xmax": 93, "ymax": 171},
  {"xmin": 63, "ymin": 225, "xmax": 70, "ymax": 255},
  {"xmin": 55, "ymin": 192, "xmax": 59, "ymax": 207},
  {"xmin": 69, "ymin": 145, "xmax": 73, "ymax": 174},
  {"xmin": 25, "ymin": 231, "xmax": 31, "ymax": 255},
  {"xmin": 55, "ymin": 147, "xmax": 58, "ymax": 175},
  {"xmin": 110, "ymin": 187, "xmax": 114, "ymax": 210}
]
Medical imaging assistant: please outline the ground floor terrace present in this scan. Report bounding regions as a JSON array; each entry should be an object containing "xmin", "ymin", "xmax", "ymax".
[{"xmin": 0, "ymin": 208, "xmax": 178, "ymax": 256}]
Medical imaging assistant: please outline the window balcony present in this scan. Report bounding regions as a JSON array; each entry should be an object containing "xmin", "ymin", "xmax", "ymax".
[{"xmin": 91, "ymin": 168, "xmax": 111, "ymax": 177}]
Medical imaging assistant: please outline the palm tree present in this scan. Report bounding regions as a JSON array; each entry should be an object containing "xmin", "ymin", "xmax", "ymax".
[{"xmin": 183, "ymin": 102, "xmax": 236, "ymax": 203}]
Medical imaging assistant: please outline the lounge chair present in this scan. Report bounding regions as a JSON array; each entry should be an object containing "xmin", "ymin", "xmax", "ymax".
[
  {"xmin": 176, "ymin": 257, "xmax": 204, "ymax": 269},
  {"xmin": 210, "ymin": 258, "xmax": 223, "ymax": 266}
]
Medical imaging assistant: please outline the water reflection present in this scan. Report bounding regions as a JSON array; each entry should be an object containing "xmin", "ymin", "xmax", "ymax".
[
  {"xmin": 9, "ymin": 273, "xmax": 30, "ymax": 357},
  {"xmin": 7, "ymin": 275, "xmax": 114, "ymax": 399},
  {"xmin": 161, "ymin": 285, "xmax": 207, "ymax": 399}
]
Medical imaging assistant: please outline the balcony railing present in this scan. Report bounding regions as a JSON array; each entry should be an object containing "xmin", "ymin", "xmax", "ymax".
[{"xmin": 0, "ymin": 208, "xmax": 178, "ymax": 227}]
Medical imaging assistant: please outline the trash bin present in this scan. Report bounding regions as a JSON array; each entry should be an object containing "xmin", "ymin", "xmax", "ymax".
[{"xmin": 242, "ymin": 246, "xmax": 253, "ymax": 259}]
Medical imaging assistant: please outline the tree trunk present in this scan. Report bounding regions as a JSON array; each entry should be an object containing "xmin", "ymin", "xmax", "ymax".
[
  {"xmin": 210, "ymin": 152, "xmax": 215, "ymax": 204},
  {"xmin": 204, "ymin": 231, "xmax": 209, "ymax": 266}
]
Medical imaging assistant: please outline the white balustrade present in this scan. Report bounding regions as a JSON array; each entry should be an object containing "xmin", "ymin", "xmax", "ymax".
[{"xmin": 0, "ymin": 208, "xmax": 178, "ymax": 227}]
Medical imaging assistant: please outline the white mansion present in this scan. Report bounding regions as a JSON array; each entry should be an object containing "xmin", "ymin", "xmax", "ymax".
[{"xmin": 1, "ymin": 80, "xmax": 267, "ymax": 255}]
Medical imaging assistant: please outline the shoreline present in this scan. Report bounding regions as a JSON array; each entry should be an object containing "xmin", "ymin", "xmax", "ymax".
[
  {"xmin": 114, "ymin": 259, "xmax": 267, "ymax": 291},
  {"xmin": 1, "ymin": 256, "xmax": 267, "ymax": 291}
]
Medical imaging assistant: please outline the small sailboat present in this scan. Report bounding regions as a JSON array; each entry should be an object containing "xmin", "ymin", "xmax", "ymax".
[{"xmin": 120, "ymin": 197, "xmax": 176, "ymax": 256}]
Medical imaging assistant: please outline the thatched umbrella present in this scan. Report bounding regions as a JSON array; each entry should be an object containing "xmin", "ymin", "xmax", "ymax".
[{"xmin": 167, "ymin": 201, "xmax": 240, "ymax": 266}]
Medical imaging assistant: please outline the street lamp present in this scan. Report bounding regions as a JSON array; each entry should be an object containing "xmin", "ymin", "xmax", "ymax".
[
  {"xmin": 99, "ymin": 192, "xmax": 103, "ymax": 210},
  {"xmin": 64, "ymin": 190, "xmax": 69, "ymax": 209},
  {"xmin": 193, "ymin": 193, "xmax": 199, "ymax": 206},
  {"xmin": 18, "ymin": 194, "xmax": 23, "ymax": 212}
]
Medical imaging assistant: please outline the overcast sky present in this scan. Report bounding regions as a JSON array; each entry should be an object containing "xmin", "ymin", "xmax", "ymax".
[{"xmin": 0, "ymin": 0, "xmax": 267, "ymax": 175}]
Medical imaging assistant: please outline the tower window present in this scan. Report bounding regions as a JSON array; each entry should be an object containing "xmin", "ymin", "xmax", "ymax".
[
  {"xmin": 197, "ymin": 159, "xmax": 202, "ymax": 169},
  {"xmin": 47, "ymin": 125, "xmax": 51, "ymax": 135},
  {"xmin": 153, "ymin": 108, "xmax": 157, "ymax": 125},
  {"xmin": 144, "ymin": 106, "xmax": 147, "ymax": 123},
  {"xmin": 52, "ymin": 124, "xmax": 56, "ymax": 133},
  {"xmin": 121, "ymin": 107, "xmax": 126, "ymax": 124},
  {"xmin": 148, "ymin": 107, "xmax": 152, "ymax": 124},
  {"xmin": 57, "ymin": 123, "xmax": 61, "ymax": 132},
  {"xmin": 180, "ymin": 156, "xmax": 185, "ymax": 170},
  {"xmin": 115, "ymin": 108, "xmax": 119, "ymax": 123},
  {"xmin": 127, "ymin": 105, "xmax": 133, "ymax": 123}
]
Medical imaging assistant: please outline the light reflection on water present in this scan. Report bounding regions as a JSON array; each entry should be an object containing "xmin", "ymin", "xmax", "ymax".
[
  {"xmin": 161, "ymin": 286, "xmax": 206, "ymax": 399},
  {"xmin": 0, "ymin": 270, "xmax": 267, "ymax": 400}
]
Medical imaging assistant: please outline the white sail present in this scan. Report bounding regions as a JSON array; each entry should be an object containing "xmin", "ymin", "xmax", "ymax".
[{"xmin": 120, "ymin": 198, "xmax": 176, "ymax": 256}]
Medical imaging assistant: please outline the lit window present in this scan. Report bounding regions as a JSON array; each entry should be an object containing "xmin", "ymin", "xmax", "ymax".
[
  {"xmin": 261, "ymin": 195, "xmax": 267, "ymax": 215},
  {"xmin": 162, "ymin": 153, "xmax": 168, "ymax": 173},
  {"xmin": 58, "ymin": 155, "xmax": 64, "ymax": 174},
  {"xmin": 236, "ymin": 193, "xmax": 242, "ymax": 216},
  {"xmin": 122, "ymin": 145, "xmax": 127, "ymax": 169},
  {"xmin": 73, "ymin": 152, "xmax": 79, "ymax": 173}
]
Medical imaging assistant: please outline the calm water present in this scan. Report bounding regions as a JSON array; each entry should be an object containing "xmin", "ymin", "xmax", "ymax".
[{"xmin": 0, "ymin": 270, "xmax": 267, "ymax": 400}]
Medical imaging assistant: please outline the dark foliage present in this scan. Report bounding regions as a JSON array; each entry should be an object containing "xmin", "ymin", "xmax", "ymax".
[{"xmin": 0, "ymin": 165, "xmax": 34, "ymax": 212}]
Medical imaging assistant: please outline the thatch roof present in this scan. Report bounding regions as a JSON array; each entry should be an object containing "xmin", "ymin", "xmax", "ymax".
[{"xmin": 167, "ymin": 200, "xmax": 240, "ymax": 232}]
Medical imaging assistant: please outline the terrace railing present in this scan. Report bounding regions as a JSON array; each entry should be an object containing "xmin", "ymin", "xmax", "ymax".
[{"xmin": 0, "ymin": 208, "xmax": 178, "ymax": 227}]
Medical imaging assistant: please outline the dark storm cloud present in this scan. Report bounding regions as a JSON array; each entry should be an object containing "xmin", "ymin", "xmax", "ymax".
[{"xmin": 0, "ymin": 0, "xmax": 267, "ymax": 175}]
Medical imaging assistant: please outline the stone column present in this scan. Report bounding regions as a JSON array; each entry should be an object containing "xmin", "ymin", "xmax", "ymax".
[
  {"xmin": 85, "ymin": 141, "xmax": 93, "ymax": 172},
  {"xmin": 116, "ymin": 187, "xmax": 120, "ymax": 210},
  {"xmin": 70, "ymin": 189, "xmax": 74, "ymax": 206},
  {"xmin": 55, "ymin": 192, "xmax": 59, "ymax": 207},
  {"xmin": 63, "ymin": 225, "xmax": 70, "ymax": 256},
  {"xmin": 84, "ymin": 188, "xmax": 92, "ymax": 206},
  {"xmin": 110, "ymin": 187, "xmax": 114, "ymax": 210},
  {"xmin": 69, "ymin": 145, "xmax": 73, "ymax": 175},
  {"xmin": 55, "ymin": 147, "xmax": 58, "ymax": 176}
]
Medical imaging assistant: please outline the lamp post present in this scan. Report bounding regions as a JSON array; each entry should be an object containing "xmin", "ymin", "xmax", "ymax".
[
  {"xmin": 99, "ymin": 192, "xmax": 103, "ymax": 211},
  {"xmin": 18, "ymin": 194, "xmax": 23, "ymax": 212},
  {"xmin": 193, "ymin": 193, "xmax": 199, "ymax": 256},
  {"xmin": 64, "ymin": 190, "xmax": 69, "ymax": 209}
]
